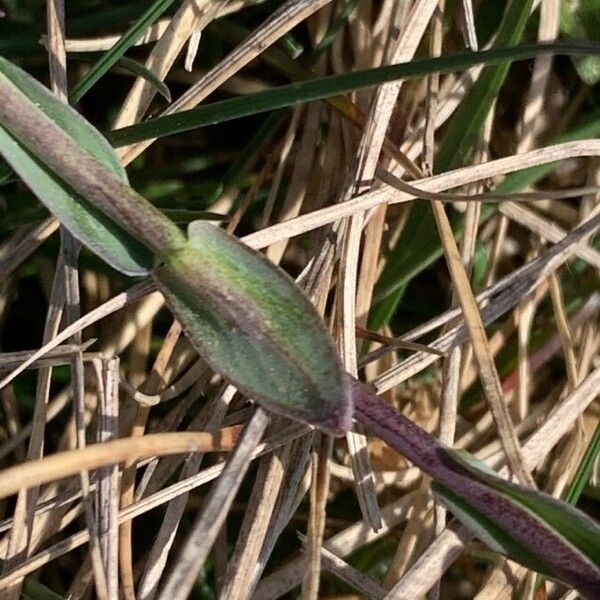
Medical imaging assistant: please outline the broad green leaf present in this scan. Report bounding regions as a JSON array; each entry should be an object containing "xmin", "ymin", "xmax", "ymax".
[
  {"xmin": 0, "ymin": 56, "xmax": 123, "ymax": 176},
  {"xmin": 0, "ymin": 60, "xmax": 352, "ymax": 433},
  {"xmin": 561, "ymin": 0, "xmax": 600, "ymax": 84},
  {"xmin": 0, "ymin": 57, "xmax": 153, "ymax": 275},
  {"xmin": 153, "ymin": 221, "xmax": 352, "ymax": 434}
]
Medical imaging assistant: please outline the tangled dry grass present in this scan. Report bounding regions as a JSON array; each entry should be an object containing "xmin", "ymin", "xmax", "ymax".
[{"xmin": 0, "ymin": 1, "xmax": 598, "ymax": 599}]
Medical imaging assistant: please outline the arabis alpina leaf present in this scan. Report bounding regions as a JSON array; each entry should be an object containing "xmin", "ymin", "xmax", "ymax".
[
  {"xmin": 153, "ymin": 221, "xmax": 352, "ymax": 434},
  {"xmin": 0, "ymin": 57, "xmax": 352, "ymax": 434},
  {"xmin": 352, "ymin": 380, "xmax": 600, "ymax": 597},
  {"xmin": 0, "ymin": 56, "xmax": 152, "ymax": 275},
  {"xmin": 433, "ymin": 449, "xmax": 600, "ymax": 593}
]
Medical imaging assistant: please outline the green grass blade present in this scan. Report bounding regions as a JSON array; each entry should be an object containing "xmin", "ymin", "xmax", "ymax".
[
  {"xmin": 370, "ymin": 0, "xmax": 535, "ymax": 328},
  {"xmin": 107, "ymin": 41, "xmax": 600, "ymax": 147},
  {"xmin": 435, "ymin": 0, "xmax": 534, "ymax": 171},
  {"xmin": 565, "ymin": 421, "xmax": 600, "ymax": 505},
  {"xmin": 69, "ymin": 0, "xmax": 177, "ymax": 103},
  {"xmin": 70, "ymin": 53, "xmax": 172, "ymax": 102}
]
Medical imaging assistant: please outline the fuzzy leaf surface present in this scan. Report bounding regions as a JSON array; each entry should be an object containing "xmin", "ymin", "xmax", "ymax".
[
  {"xmin": 0, "ymin": 56, "xmax": 152, "ymax": 275},
  {"xmin": 153, "ymin": 221, "xmax": 352, "ymax": 434}
]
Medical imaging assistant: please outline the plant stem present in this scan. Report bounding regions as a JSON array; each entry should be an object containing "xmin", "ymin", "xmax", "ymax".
[{"xmin": 350, "ymin": 376, "xmax": 600, "ymax": 597}]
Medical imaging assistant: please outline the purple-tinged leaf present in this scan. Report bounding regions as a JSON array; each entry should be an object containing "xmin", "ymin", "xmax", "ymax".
[
  {"xmin": 153, "ymin": 221, "xmax": 353, "ymax": 435},
  {"xmin": 351, "ymin": 377, "xmax": 600, "ymax": 597},
  {"xmin": 0, "ymin": 56, "xmax": 153, "ymax": 276}
]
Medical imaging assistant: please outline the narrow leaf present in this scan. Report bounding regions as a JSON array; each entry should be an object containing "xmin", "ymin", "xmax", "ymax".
[
  {"xmin": 70, "ymin": 54, "xmax": 172, "ymax": 102},
  {"xmin": 431, "ymin": 482, "xmax": 552, "ymax": 574},
  {"xmin": 69, "ymin": 0, "xmax": 177, "ymax": 102},
  {"xmin": 0, "ymin": 57, "xmax": 153, "ymax": 275},
  {"xmin": 443, "ymin": 449, "xmax": 600, "ymax": 572},
  {"xmin": 107, "ymin": 41, "xmax": 600, "ymax": 147}
]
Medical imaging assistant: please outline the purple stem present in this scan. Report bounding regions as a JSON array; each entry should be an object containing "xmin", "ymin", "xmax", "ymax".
[{"xmin": 349, "ymin": 377, "xmax": 600, "ymax": 598}]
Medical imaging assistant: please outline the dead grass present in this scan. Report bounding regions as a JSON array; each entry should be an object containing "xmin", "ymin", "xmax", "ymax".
[{"xmin": 0, "ymin": 1, "xmax": 598, "ymax": 599}]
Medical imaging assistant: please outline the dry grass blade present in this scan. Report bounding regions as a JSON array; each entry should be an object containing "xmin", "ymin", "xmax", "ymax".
[
  {"xmin": 137, "ymin": 382, "xmax": 234, "ymax": 600},
  {"xmin": 0, "ymin": 342, "xmax": 96, "ymax": 370},
  {"xmin": 255, "ymin": 492, "xmax": 418, "ymax": 598},
  {"xmin": 97, "ymin": 359, "xmax": 120, "ymax": 600},
  {"xmin": 156, "ymin": 409, "xmax": 269, "ymax": 600},
  {"xmin": 299, "ymin": 533, "xmax": 386, "ymax": 600},
  {"xmin": 430, "ymin": 200, "xmax": 533, "ymax": 485},
  {"xmin": 119, "ymin": 320, "xmax": 183, "ymax": 600},
  {"xmin": 220, "ymin": 440, "xmax": 290, "ymax": 600},
  {"xmin": 0, "ymin": 6, "xmax": 70, "ymax": 593},
  {"xmin": 383, "ymin": 480, "xmax": 434, "ymax": 588},
  {"xmin": 0, "ymin": 428, "xmax": 241, "ymax": 501},
  {"xmin": 355, "ymin": 326, "xmax": 444, "ymax": 356},
  {"xmin": 0, "ymin": 218, "xmax": 59, "ymax": 283},
  {"xmin": 500, "ymin": 201, "xmax": 600, "ymax": 269},
  {"xmin": 302, "ymin": 433, "xmax": 333, "ymax": 600},
  {"xmin": 63, "ymin": 232, "xmax": 109, "ymax": 600},
  {"xmin": 249, "ymin": 434, "xmax": 313, "ymax": 590},
  {"xmin": 117, "ymin": 0, "xmax": 336, "ymax": 164},
  {"xmin": 337, "ymin": 0, "xmax": 439, "ymax": 534},
  {"xmin": 0, "ymin": 423, "xmax": 310, "ymax": 589},
  {"xmin": 61, "ymin": 19, "xmax": 170, "ymax": 52},
  {"xmin": 373, "ymin": 211, "xmax": 600, "ymax": 392},
  {"xmin": 0, "ymin": 280, "xmax": 156, "ymax": 389},
  {"xmin": 242, "ymin": 140, "xmax": 600, "ymax": 251},
  {"xmin": 113, "ymin": 0, "xmax": 228, "ymax": 129}
]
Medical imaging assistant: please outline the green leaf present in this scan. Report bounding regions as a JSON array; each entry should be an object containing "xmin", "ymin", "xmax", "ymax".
[
  {"xmin": 153, "ymin": 221, "xmax": 352, "ymax": 434},
  {"xmin": 70, "ymin": 54, "xmax": 172, "ymax": 102},
  {"xmin": 561, "ymin": 0, "xmax": 600, "ymax": 84},
  {"xmin": 439, "ymin": 449, "xmax": 600, "ymax": 576},
  {"xmin": 432, "ymin": 482, "xmax": 553, "ymax": 575},
  {"xmin": 0, "ymin": 56, "xmax": 154, "ymax": 275},
  {"xmin": 69, "ymin": 0, "xmax": 177, "ymax": 103},
  {"xmin": 0, "ymin": 58, "xmax": 351, "ymax": 434},
  {"xmin": 354, "ymin": 381, "xmax": 600, "ymax": 596},
  {"xmin": 0, "ymin": 56, "xmax": 123, "ymax": 176},
  {"xmin": 107, "ymin": 41, "xmax": 600, "ymax": 147}
]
